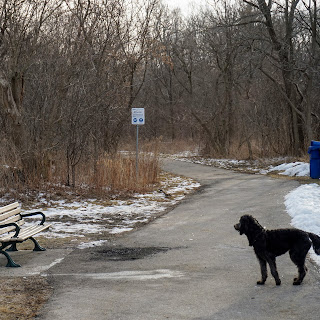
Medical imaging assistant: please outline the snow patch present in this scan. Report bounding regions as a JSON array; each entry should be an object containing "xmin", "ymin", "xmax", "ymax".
[
  {"xmin": 269, "ymin": 162, "xmax": 310, "ymax": 177},
  {"xmin": 285, "ymin": 184, "xmax": 320, "ymax": 266},
  {"xmin": 20, "ymin": 174, "xmax": 200, "ymax": 248},
  {"xmin": 52, "ymin": 269, "xmax": 185, "ymax": 281}
]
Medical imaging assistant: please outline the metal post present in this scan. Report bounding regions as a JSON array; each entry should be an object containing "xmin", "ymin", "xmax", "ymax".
[{"xmin": 136, "ymin": 124, "xmax": 139, "ymax": 180}]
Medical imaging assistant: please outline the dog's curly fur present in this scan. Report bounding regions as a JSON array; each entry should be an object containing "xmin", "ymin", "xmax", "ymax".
[{"xmin": 234, "ymin": 215, "xmax": 320, "ymax": 285}]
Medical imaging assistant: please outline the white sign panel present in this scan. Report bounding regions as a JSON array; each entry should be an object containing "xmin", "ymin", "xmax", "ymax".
[{"xmin": 131, "ymin": 108, "xmax": 145, "ymax": 125}]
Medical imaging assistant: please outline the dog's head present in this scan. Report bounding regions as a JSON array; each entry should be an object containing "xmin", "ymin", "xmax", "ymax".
[{"xmin": 234, "ymin": 215, "xmax": 253, "ymax": 235}]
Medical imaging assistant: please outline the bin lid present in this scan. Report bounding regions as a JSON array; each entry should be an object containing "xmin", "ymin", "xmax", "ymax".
[
  {"xmin": 308, "ymin": 145, "xmax": 320, "ymax": 153},
  {"xmin": 311, "ymin": 140, "xmax": 320, "ymax": 146}
]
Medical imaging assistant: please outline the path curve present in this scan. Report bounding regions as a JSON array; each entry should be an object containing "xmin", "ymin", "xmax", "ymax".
[{"xmin": 39, "ymin": 159, "xmax": 320, "ymax": 320}]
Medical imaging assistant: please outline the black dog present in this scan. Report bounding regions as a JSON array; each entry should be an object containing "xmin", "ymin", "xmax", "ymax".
[{"xmin": 234, "ymin": 215, "xmax": 320, "ymax": 285}]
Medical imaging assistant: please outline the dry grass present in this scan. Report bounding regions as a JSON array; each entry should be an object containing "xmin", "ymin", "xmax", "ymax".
[
  {"xmin": 93, "ymin": 152, "xmax": 160, "ymax": 193},
  {"xmin": 0, "ymin": 276, "xmax": 52, "ymax": 320},
  {"xmin": 0, "ymin": 150, "xmax": 161, "ymax": 203}
]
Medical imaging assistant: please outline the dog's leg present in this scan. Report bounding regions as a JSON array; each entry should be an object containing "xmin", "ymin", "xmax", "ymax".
[
  {"xmin": 257, "ymin": 257, "xmax": 267, "ymax": 285},
  {"xmin": 266, "ymin": 256, "xmax": 281, "ymax": 285},
  {"xmin": 293, "ymin": 265, "xmax": 307, "ymax": 285},
  {"xmin": 289, "ymin": 246, "xmax": 309, "ymax": 285}
]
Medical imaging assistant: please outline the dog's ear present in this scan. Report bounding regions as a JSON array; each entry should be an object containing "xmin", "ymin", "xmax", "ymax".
[{"xmin": 239, "ymin": 215, "xmax": 249, "ymax": 235}]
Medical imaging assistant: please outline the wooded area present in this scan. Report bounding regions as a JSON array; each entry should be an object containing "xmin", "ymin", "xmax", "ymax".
[{"xmin": 0, "ymin": 0, "xmax": 319, "ymax": 188}]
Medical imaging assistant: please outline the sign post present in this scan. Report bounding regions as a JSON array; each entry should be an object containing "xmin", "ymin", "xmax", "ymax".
[{"xmin": 131, "ymin": 108, "xmax": 145, "ymax": 180}]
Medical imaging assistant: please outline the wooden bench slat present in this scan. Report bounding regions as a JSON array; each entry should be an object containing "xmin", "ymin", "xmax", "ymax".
[
  {"xmin": 0, "ymin": 224, "xmax": 51, "ymax": 242},
  {"xmin": 0, "ymin": 216, "xmax": 24, "ymax": 235},
  {"xmin": 0, "ymin": 208, "xmax": 21, "ymax": 222},
  {"xmin": 0, "ymin": 202, "xmax": 20, "ymax": 214},
  {"xmin": 0, "ymin": 214, "xmax": 21, "ymax": 224},
  {"xmin": 19, "ymin": 225, "xmax": 49, "ymax": 240},
  {"xmin": 16, "ymin": 224, "xmax": 51, "ymax": 241},
  {"xmin": 17, "ymin": 225, "xmax": 48, "ymax": 239},
  {"xmin": 0, "ymin": 220, "xmax": 25, "ymax": 235},
  {"xmin": 0, "ymin": 212, "xmax": 22, "ymax": 226}
]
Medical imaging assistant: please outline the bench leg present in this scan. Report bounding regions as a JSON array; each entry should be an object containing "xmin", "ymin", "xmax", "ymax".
[
  {"xmin": 30, "ymin": 237, "xmax": 46, "ymax": 251},
  {"xmin": 0, "ymin": 250, "xmax": 21, "ymax": 267},
  {"xmin": 6, "ymin": 243, "xmax": 18, "ymax": 252}
]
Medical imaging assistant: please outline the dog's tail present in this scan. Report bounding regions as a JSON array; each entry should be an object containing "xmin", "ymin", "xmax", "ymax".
[{"xmin": 308, "ymin": 233, "xmax": 320, "ymax": 255}]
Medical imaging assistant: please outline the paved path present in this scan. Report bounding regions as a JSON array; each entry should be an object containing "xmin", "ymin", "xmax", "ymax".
[{"xmin": 37, "ymin": 160, "xmax": 320, "ymax": 320}]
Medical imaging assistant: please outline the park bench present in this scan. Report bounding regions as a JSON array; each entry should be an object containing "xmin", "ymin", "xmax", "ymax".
[{"xmin": 0, "ymin": 202, "xmax": 51, "ymax": 267}]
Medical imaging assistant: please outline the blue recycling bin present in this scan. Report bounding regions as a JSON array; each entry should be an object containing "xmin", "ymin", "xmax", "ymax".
[{"xmin": 308, "ymin": 140, "xmax": 320, "ymax": 179}]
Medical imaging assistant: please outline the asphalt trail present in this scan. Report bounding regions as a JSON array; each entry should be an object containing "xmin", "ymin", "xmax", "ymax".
[{"xmin": 38, "ymin": 159, "xmax": 320, "ymax": 320}]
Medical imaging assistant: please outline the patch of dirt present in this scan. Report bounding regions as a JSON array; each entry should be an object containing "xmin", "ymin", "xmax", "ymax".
[
  {"xmin": 90, "ymin": 246, "xmax": 172, "ymax": 261},
  {"xmin": 0, "ymin": 276, "xmax": 52, "ymax": 320}
]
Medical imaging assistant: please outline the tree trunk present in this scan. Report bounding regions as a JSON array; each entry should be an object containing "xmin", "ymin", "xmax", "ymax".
[
  {"xmin": 0, "ymin": 71, "xmax": 27, "ymax": 172},
  {"xmin": 256, "ymin": 0, "xmax": 304, "ymax": 155}
]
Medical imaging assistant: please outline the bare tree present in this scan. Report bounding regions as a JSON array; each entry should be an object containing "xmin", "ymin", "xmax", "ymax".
[
  {"xmin": 242, "ymin": 0, "xmax": 310, "ymax": 154},
  {"xmin": 0, "ymin": 0, "xmax": 63, "ymax": 178}
]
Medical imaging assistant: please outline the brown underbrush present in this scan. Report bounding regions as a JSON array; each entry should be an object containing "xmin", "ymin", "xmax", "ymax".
[{"xmin": 0, "ymin": 151, "xmax": 161, "ymax": 204}]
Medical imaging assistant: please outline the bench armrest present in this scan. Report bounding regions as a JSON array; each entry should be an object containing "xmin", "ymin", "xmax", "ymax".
[
  {"xmin": 20, "ymin": 212, "xmax": 46, "ymax": 225},
  {"xmin": 0, "ymin": 223, "xmax": 21, "ymax": 237}
]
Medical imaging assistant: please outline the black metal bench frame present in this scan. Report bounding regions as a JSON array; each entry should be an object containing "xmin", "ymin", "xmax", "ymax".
[{"xmin": 0, "ymin": 202, "xmax": 50, "ymax": 267}]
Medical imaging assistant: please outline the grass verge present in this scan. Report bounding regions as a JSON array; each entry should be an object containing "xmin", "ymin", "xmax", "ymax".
[{"xmin": 0, "ymin": 276, "xmax": 52, "ymax": 320}]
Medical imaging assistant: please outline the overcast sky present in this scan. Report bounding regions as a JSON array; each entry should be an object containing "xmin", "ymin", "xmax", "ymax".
[{"xmin": 162, "ymin": 0, "xmax": 208, "ymax": 16}]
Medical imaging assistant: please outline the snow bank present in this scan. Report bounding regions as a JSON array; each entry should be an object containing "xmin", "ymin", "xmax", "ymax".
[
  {"xmin": 285, "ymin": 184, "xmax": 320, "ymax": 266},
  {"xmin": 269, "ymin": 162, "xmax": 309, "ymax": 177}
]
